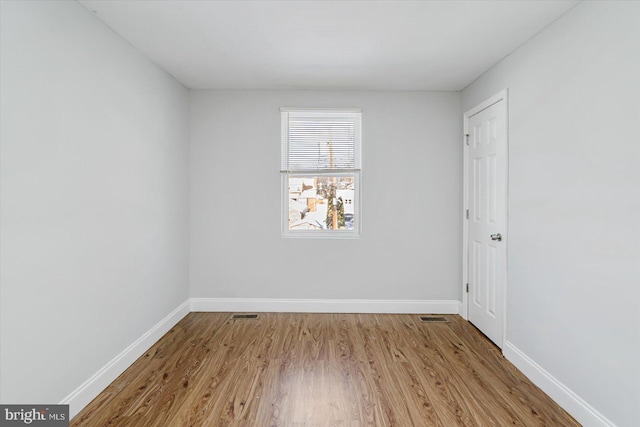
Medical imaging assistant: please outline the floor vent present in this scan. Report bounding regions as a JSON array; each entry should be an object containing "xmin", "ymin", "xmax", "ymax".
[
  {"xmin": 231, "ymin": 314, "xmax": 259, "ymax": 319},
  {"xmin": 419, "ymin": 316, "xmax": 448, "ymax": 323}
]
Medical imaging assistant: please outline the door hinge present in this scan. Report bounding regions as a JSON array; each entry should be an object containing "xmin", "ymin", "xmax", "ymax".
[
  {"xmin": 466, "ymin": 283, "xmax": 469, "ymax": 293},
  {"xmin": 466, "ymin": 209, "xmax": 469, "ymax": 220},
  {"xmin": 465, "ymin": 134, "xmax": 469, "ymax": 146}
]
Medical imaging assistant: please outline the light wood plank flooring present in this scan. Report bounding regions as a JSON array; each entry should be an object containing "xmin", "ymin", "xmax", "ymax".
[{"xmin": 72, "ymin": 313, "xmax": 579, "ymax": 426}]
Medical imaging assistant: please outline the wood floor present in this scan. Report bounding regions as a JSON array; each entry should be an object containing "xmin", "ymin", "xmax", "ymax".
[{"xmin": 72, "ymin": 313, "xmax": 579, "ymax": 426}]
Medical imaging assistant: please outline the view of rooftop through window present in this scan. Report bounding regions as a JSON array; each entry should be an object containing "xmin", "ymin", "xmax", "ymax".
[{"xmin": 288, "ymin": 176, "xmax": 355, "ymax": 231}]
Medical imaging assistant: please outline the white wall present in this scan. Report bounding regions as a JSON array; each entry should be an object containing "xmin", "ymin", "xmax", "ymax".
[
  {"xmin": 0, "ymin": 0, "xmax": 189, "ymax": 405},
  {"xmin": 190, "ymin": 90, "xmax": 461, "ymax": 302},
  {"xmin": 462, "ymin": 2, "xmax": 639, "ymax": 426}
]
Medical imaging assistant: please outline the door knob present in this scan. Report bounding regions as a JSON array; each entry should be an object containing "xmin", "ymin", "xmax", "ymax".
[{"xmin": 490, "ymin": 233, "xmax": 502, "ymax": 241}]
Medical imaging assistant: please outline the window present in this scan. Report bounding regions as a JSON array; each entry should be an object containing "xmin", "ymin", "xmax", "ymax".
[{"xmin": 281, "ymin": 108, "xmax": 361, "ymax": 238}]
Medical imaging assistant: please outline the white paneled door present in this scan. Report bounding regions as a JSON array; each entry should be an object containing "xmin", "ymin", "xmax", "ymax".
[{"xmin": 464, "ymin": 91, "xmax": 508, "ymax": 348}]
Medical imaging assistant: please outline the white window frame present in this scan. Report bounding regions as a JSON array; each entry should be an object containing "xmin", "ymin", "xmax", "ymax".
[{"xmin": 281, "ymin": 108, "xmax": 362, "ymax": 239}]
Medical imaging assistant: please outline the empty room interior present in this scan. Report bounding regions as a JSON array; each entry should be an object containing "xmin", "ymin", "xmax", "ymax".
[{"xmin": 1, "ymin": 0, "xmax": 638, "ymax": 426}]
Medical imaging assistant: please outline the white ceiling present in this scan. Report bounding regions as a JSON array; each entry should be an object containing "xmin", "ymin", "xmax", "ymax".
[{"xmin": 78, "ymin": 0, "xmax": 580, "ymax": 91}]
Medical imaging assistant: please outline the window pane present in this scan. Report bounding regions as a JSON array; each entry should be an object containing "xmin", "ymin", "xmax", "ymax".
[{"xmin": 287, "ymin": 176, "xmax": 356, "ymax": 231}]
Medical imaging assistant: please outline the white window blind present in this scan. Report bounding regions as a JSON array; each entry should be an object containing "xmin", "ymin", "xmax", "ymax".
[{"xmin": 281, "ymin": 110, "xmax": 361, "ymax": 173}]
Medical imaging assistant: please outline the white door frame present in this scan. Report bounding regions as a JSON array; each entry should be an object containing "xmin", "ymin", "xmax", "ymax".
[{"xmin": 462, "ymin": 89, "xmax": 509, "ymax": 348}]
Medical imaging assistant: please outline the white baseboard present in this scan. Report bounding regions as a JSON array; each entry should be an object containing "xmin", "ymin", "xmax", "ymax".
[
  {"xmin": 503, "ymin": 341, "xmax": 615, "ymax": 427},
  {"xmin": 60, "ymin": 300, "xmax": 190, "ymax": 419},
  {"xmin": 189, "ymin": 297, "xmax": 461, "ymax": 314}
]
